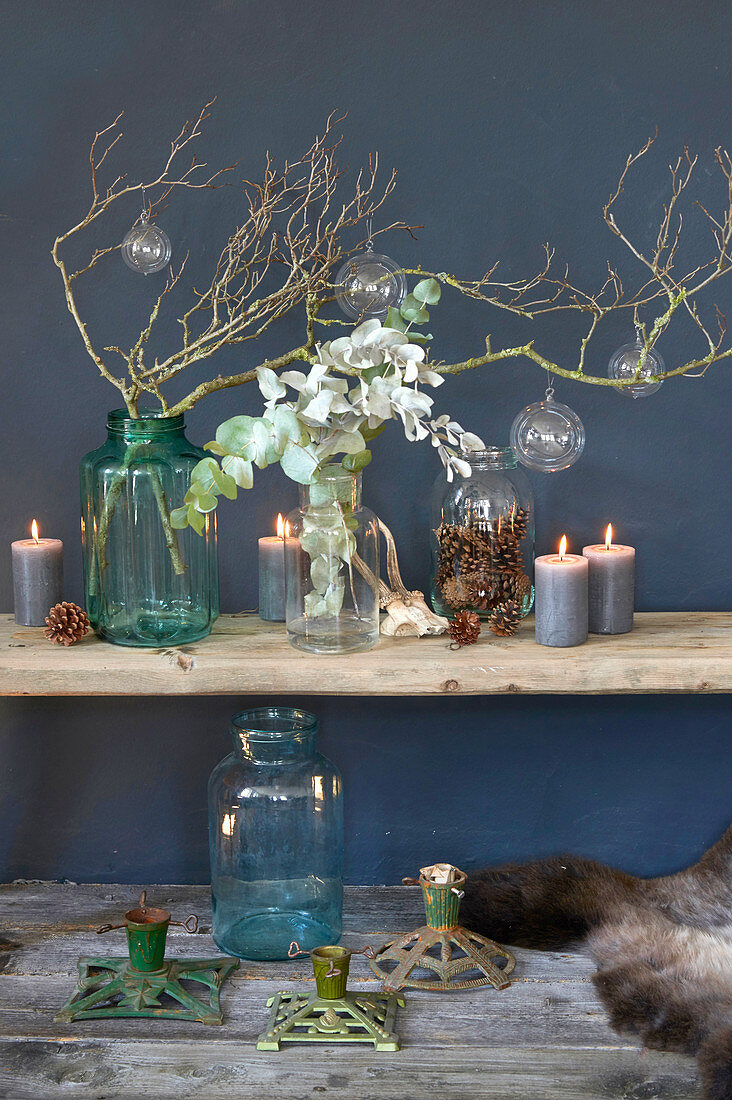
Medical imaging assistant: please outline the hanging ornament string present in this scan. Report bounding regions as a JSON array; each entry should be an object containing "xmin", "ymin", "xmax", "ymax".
[
  {"xmin": 365, "ymin": 215, "xmax": 374, "ymax": 252},
  {"xmin": 121, "ymin": 184, "xmax": 172, "ymax": 276},
  {"xmin": 544, "ymin": 372, "xmax": 555, "ymax": 402},
  {"xmin": 335, "ymin": 218, "xmax": 406, "ymax": 321},
  {"xmin": 510, "ymin": 373, "xmax": 585, "ymax": 473}
]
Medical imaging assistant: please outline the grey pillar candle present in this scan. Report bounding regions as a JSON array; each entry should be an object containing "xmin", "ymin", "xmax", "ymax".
[
  {"xmin": 11, "ymin": 522, "xmax": 64, "ymax": 626},
  {"xmin": 259, "ymin": 516, "xmax": 286, "ymax": 622},
  {"xmin": 582, "ymin": 525, "xmax": 635, "ymax": 634},
  {"xmin": 535, "ymin": 536, "xmax": 588, "ymax": 647}
]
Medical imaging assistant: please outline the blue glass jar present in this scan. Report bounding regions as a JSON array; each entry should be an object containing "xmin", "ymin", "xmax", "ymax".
[
  {"xmin": 80, "ymin": 410, "xmax": 219, "ymax": 647},
  {"xmin": 208, "ymin": 708, "xmax": 344, "ymax": 961}
]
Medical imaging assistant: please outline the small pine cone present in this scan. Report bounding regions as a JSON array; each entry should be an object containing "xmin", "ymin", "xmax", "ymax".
[
  {"xmin": 490, "ymin": 531, "xmax": 522, "ymax": 572},
  {"xmin": 462, "ymin": 569, "xmax": 500, "ymax": 612},
  {"xmin": 513, "ymin": 572, "xmax": 532, "ymax": 605},
  {"xmin": 435, "ymin": 523, "xmax": 463, "ymax": 588},
  {"xmin": 509, "ymin": 507, "xmax": 530, "ymax": 540},
  {"xmin": 44, "ymin": 602, "xmax": 90, "ymax": 646},
  {"xmin": 488, "ymin": 600, "xmax": 522, "ymax": 638},
  {"xmin": 440, "ymin": 575, "xmax": 471, "ymax": 610},
  {"xmin": 449, "ymin": 610, "xmax": 481, "ymax": 648}
]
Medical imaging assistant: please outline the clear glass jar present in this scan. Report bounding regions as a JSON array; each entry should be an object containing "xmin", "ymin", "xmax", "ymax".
[
  {"xmin": 430, "ymin": 447, "xmax": 535, "ymax": 619},
  {"xmin": 208, "ymin": 707, "xmax": 344, "ymax": 961},
  {"xmin": 80, "ymin": 410, "xmax": 219, "ymax": 647},
  {"xmin": 285, "ymin": 466, "xmax": 379, "ymax": 654}
]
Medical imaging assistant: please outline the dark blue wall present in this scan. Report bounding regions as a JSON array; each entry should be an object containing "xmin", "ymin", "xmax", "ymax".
[{"xmin": 0, "ymin": 0, "xmax": 729, "ymax": 884}]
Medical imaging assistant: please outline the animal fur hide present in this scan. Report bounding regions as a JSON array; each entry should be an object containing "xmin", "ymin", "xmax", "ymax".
[{"xmin": 461, "ymin": 825, "xmax": 732, "ymax": 1100}]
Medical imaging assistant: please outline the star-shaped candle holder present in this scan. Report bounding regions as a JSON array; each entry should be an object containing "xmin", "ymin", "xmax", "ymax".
[
  {"xmin": 55, "ymin": 891, "xmax": 238, "ymax": 1025},
  {"xmin": 256, "ymin": 942, "xmax": 403, "ymax": 1051}
]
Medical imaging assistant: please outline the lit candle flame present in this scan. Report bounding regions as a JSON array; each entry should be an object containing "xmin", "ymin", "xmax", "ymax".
[
  {"xmin": 605, "ymin": 523, "xmax": 613, "ymax": 550},
  {"xmin": 284, "ymin": 519, "xmax": 290, "ymax": 538},
  {"xmin": 276, "ymin": 513, "xmax": 284, "ymax": 539},
  {"xmin": 31, "ymin": 519, "xmax": 39, "ymax": 544},
  {"xmin": 558, "ymin": 534, "xmax": 567, "ymax": 560}
]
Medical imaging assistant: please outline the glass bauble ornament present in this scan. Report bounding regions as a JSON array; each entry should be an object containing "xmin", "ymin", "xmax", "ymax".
[
  {"xmin": 335, "ymin": 243, "xmax": 406, "ymax": 320},
  {"xmin": 510, "ymin": 386, "xmax": 585, "ymax": 472},
  {"xmin": 121, "ymin": 213, "xmax": 172, "ymax": 275},
  {"xmin": 608, "ymin": 336, "xmax": 664, "ymax": 398}
]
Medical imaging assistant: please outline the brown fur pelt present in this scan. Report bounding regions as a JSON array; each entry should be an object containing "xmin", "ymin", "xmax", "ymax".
[{"xmin": 461, "ymin": 825, "xmax": 732, "ymax": 1100}]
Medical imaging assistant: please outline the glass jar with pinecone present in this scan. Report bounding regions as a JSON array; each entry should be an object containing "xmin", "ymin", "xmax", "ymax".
[{"xmin": 430, "ymin": 447, "xmax": 534, "ymax": 625}]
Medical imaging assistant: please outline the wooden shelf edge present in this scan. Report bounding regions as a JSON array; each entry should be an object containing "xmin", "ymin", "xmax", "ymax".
[{"xmin": 0, "ymin": 611, "xmax": 729, "ymax": 697}]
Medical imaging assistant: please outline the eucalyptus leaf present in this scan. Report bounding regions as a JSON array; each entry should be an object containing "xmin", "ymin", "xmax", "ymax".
[
  {"xmin": 251, "ymin": 419, "xmax": 272, "ymax": 468},
  {"xmin": 413, "ymin": 277, "xmax": 441, "ymax": 305},
  {"xmin": 400, "ymin": 294, "xmax": 430, "ymax": 324},
  {"xmin": 187, "ymin": 504, "xmax": 205, "ymax": 535},
  {"xmin": 272, "ymin": 405, "xmax": 301, "ymax": 452},
  {"xmin": 222, "ymin": 455, "xmax": 254, "ymax": 489},
  {"xmin": 192, "ymin": 490, "xmax": 218, "ymax": 513},
  {"xmin": 204, "ymin": 440, "xmax": 227, "ymax": 457},
  {"xmin": 170, "ymin": 505, "xmax": 190, "ymax": 529},
  {"xmin": 190, "ymin": 457, "xmax": 221, "ymax": 493},
  {"xmin": 215, "ymin": 415, "xmax": 259, "ymax": 457},
  {"xmin": 342, "ymin": 448, "xmax": 372, "ymax": 472},
  {"xmin": 361, "ymin": 423, "xmax": 387, "ymax": 442},
  {"xmin": 320, "ymin": 428, "xmax": 365, "ymax": 457},
  {"xmin": 210, "ymin": 463, "xmax": 238, "ymax": 499},
  {"xmin": 280, "ymin": 439, "xmax": 320, "ymax": 484},
  {"xmin": 257, "ymin": 365, "xmax": 287, "ymax": 401},
  {"xmin": 385, "ymin": 307, "xmax": 407, "ymax": 332}
]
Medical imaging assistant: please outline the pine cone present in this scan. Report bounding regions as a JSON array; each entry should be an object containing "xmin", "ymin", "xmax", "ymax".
[
  {"xmin": 489, "ymin": 528, "xmax": 522, "ymax": 572},
  {"xmin": 512, "ymin": 572, "xmax": 532, "ymax": 605},
  {"xmin": 448, "ymin": 609, "xmax": 481, "ymax": 647},
  {"xmin": 440, "ymin": 575, "xmax": 471, "ymax": 610},
  {"xmin": 435, "ymin": 522, "xmax": 463, "ymax": 588},
  {"xmin": 44, "ymin": 602, "xmax": 90, "ymax": 646},
  {"xmin": 488, "ymin": 600, "xmax": 522, "ymax": 637},
  {"xmin": 460, "ymin": 522, "xmax": 492, "ymax": 575},
  {"xmin": 508, "ymin": 507, "xmax": 530, "ymax": 540},
  {"xmin": 461, "ymin": 569, "xmax": 500, "ymax": 611}
]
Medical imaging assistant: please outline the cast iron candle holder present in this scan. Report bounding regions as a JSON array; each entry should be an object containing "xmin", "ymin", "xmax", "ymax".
[
  {"xmin": 55, "ymin": 891, "xmax": 239, "ymax": 1025},
  {"xmin": 256, "ymin": 941, "xmax": 404, "ymax": 1050},
  {"xmin": 368, "ymin": 865, "xmax": 516, "ymax": 992}
]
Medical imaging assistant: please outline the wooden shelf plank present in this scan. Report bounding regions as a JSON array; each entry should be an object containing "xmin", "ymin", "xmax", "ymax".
[
  {"xmin": 0, "ymin": 611, "xmax": 729, "ymax": 697},
  {"xmin": 0, "ymin": 882, "xmax": 699, "ymax": 1099}
]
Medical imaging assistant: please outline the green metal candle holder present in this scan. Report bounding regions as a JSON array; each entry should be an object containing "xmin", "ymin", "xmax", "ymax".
[
  {"xmin": 55, "ymin": 891, "xmax": 239, "ymax": 1025},
  {"xmin": 256, "ymin": 941, "xmax": 404, "ymax": 1051},
  {"xmin": 368, "ymin": 865, "xmax": 516, "ymax": 992}
]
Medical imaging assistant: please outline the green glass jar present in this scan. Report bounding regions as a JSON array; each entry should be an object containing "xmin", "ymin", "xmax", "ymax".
[{"xmin": 80, "ymin": 410, "xmax": 219, "ymax": 647}]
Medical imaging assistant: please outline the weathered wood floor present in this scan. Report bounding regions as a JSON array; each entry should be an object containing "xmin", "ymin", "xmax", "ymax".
[{"xmin": 0, "ymin": 883, "xmax": 700, "ymax": 1099}]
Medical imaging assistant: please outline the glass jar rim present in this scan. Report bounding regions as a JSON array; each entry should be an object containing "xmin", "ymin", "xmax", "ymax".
[
  {"xmin": 459, "ymin": 446, "xmax": 516, "ymax": 466},
  {"xmin": 107, "ymin": 409, "xmax": 185, "ymax": 433},
  {"xmin": 315, "ymin": 464, "xmax": 360, "ymax": 482},
  {"xmin": 231, "ymin": 706, "xmax": 318, "ymax": 740}
]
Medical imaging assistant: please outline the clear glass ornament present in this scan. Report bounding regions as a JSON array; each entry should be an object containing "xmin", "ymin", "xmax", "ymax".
[
  {"xmin": 608, "ymin": 335, "xmax": 664, "ymax": 398},
  {"xmin": 121, "ymin": 212, "xmax": 172, "ymax": 275},
  {"xmin": 510, "ymin": 382, "xmax": 585, "ymax": 473},
  {"xmin": 335, "ymin": 228, "xmax": 406, "ymax": 320}
]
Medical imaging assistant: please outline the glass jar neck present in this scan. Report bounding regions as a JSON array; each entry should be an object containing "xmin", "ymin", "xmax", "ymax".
[
  {"xmin": 462, "ymin": 446, "xmax": 517, "ymax": 470},
  {"xmin": 231, "ymin": 707, "xmax": 318, "ymax": 764},
  {"xmin": 300, "ymin": 466, "xmax": 362, "ymax": 510},
  {"xmin": 106, "ymin": 409, "xmax": 186, "ymax": 442}
]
